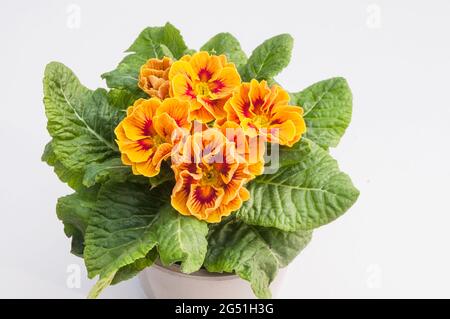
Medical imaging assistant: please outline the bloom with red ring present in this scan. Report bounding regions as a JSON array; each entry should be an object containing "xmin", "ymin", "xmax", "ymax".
[
  {"xmin": 170, "ymin": 128, "xmax": 252, "ymax": 223},
  {"xmin": 115, "ymin": 97, "xmax": 191, "ymax": 177},
  {"xmin": 169, "ymin": 51, "xmax": 241, "ymax": 123},
  {"xmin": 224, "ymin": 79, "xmax": 306, "ymax": 146}
]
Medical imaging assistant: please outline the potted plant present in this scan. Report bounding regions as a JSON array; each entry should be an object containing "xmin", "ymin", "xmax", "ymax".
[{"xmin": 42, "ymin": 23, "xmax": 359, "ymax": 299}]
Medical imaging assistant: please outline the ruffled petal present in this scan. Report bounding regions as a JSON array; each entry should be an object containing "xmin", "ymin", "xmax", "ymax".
[
  {"xmin": 153, "ymin": 113, "xmax": 179, "ymax": 142},
  {"xmin": 169, "ymin": 60, "xmax": 197, "ymax": 81},
  {"xmin": 249, "ymin": 79, "xmax": 271, "ymax": 113},
  {"xmin": 122, "ymin": 99, "xmax": 161, "ymax": 140},
  {"xmin": 197, "ymin": 96, "xmax": 227, "ymax": 120},
  {"xmin": 187, "ymin": 185, "xmax": 224, "ymax": 220},
  {"xmin": 267, "ymin": 119, "xmax": 296, "ymax": 145},
  {"xmin": 156, "ymin": 97, "xmax": 191, "ymax": 130},
  {"xmin": 209, "ymin": 67, "xmax": 241, "ymax": 98},
  {"xmin": 190, "ymin": 51, "xmax": 222, "ymax": 82},
  {"xmin": 171, "ymin": 74, "xmax": 197, "ymax": 102}
]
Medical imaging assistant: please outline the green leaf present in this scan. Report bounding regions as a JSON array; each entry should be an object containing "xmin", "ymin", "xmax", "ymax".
[
  {"xmin": 237, "ymin": 139, "xmax": 359, "ymax": 231},
  {"xmin": 290, "ymin": 77, "xmax": 353, "ymax": 149},
  {"xmin": 240, "ymin": 34, "xmax": 293, "ymax": 82},
  {"xmin": 43, "ymin": 62, "xmax": 123, "ymax": 189},
  {"xmin": 102, "ymin": 23, "xmax": 188, "ymax": 92},
  {"xmin": 84, "ymin": 182, "xmax": 208, "ymax": 281},
  {"xmin": 83, "ymin": 158, "xmax": 131, "ymax": 188},
  {"xmin": 56, "ymin": 186, "xmax": 99, "ymax": 256},
  {"xmin": 106, "ymin": 88, "xmax": 145, "ymax": 110},
  {"xmin": 205, "ymin": 218, "xmax": 312, "ymax": 298},
  {"xmin": 42, "ymin": 141, "xmax": 84, "ymax": 191},
  {"xmin": 111, "ymin": 248, "xmax": 158, "ymax": 285},
  {"xmin": 200, "ymin": 33, "xmax": 247, "ymax": 68}
]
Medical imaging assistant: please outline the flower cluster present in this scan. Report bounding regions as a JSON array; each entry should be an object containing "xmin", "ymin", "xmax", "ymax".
[{"xmin": 115, "ymin": 51, "xmax": 306, "ymax": 222}]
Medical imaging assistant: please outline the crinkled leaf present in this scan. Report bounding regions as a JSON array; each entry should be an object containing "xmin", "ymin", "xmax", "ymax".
[
  {"xmin": 237, "ymin": 139, "xmax": 359, "ymax": 231},
  {"xmin": 290, "ymin": 77, "xmax": 353, "ymax": 149},
  {"xmin": 102, "ymin": 23, "xmax": 188, "ymax": 92},
  {"xmin": 83, "ymin": 158, "xmax": 131, "ymax": 188},
  {"xmin": 240, "ymin": 34, "xmax": 293, "ymax": 81},
  {"xmin": 107, "ymin": 88, "xmax": 145, "ymax": 110},
  {"xmin": 111, "ymin": 248, "xmax": 158, "ymax": 285},
  {"xmin": 84, "ymin": 182, "xmax": 208, "ymax": 281},
  {"xmin": 205, "ymin": 218, "xmax": 312, "ymax": 298},
  {"xmin": 42, "ymin": 141, "xmax": 84, "ymax": 191},
  {"xmin": 43, "ymin": 62, "xmax": 123, "ymax": 189},
  {"xmin": 200, "ymin": 32, "xmax": 247, "ymax": 68},
  {"xmin": 56, "ymin": 186, "xmax": 99, "ymax": 256}
]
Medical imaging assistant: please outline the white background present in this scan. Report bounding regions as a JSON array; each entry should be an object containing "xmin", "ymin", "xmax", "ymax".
[{"xmin": 1, "ymin": 0, "xmax": 449, "ymax": 298}]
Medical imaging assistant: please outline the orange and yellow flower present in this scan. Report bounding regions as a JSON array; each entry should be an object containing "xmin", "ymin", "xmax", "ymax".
[
  {"xmin": 169, "ymin": 51, "xmax": 241, "ymax": 123},
  {"xmin": 138, "ymin": 57, "xmax": 172, "ymax": 99},
  {"xmin": 115, "ymin": 97, "xmax": 191, "ymax": 177},
  {"xmin": 223, "ymin": 79, "xmax": 306, "ymax": 146},
  {"xmin": 217, "ymin": 121, "xmax": 265, "ymax": 177},
  {"xmin": 170, "ymin": 128, "xmax": 253, "ymax": 223}
]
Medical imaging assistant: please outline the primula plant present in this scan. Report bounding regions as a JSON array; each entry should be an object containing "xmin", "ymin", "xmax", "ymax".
[{"xmin": 42, "ymin": 23, "xmax": 359, "ymax": 298}]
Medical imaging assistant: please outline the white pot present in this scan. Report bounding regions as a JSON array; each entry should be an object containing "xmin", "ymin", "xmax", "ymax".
[{"xmin": 139, "ymin": 263, "xmax": 286, "ymax": 299}]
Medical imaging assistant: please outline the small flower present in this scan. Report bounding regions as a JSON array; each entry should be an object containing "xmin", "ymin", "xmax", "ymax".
[
  {"xmin": 224, "ymin": 79, "xmax": 306, "ymax": 146},
  {"xmin": 115, "ymin": 97, "xmax": 191, "ymax": 177},
  {"xmin": 171, "ymin": 129, "xmax": 252, "ymax": 223},
  {"xmin": 138, "ymin": 57, "xmax": 173, "ymax": 99},
  {"xmin": 169, "ymin": 51, "xmax": 241, "ymax": 123}
]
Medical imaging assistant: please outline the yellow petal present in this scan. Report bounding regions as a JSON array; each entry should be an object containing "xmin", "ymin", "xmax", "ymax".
[
  {"xmin": 190, "ymin": 51, "xmax": 222, "ymax": 82},
  {"xmin": 228, "ymin": 82, "xmax": 253, "ymax": 121},
  {"xmin": 135, "ymin": 157, "xmax": 159, "ymax": 177},
  {"xmin": 209, "ymin": 66, "xmax": 241, "ymax": 98},
  {"xmin": 169, "ymin": 60, "xmax": 197, "ymax": 81},
  {"xmin": 122, "ymin": 99, "xmax": 161, "ymax": 140},
  {"xmin": 249, "ymin": 79, "xmax": 271, "ymax": 112},
  {"xmin": 119, "ymin": 138, "xmax": 154, "ymax": 163},
  {"xmin": 268, "ymin": 119, "xmax": 296, "ymax": 145},
  {"xmin": 153, "ymin": 113, "xmax": 179, "ymax": 141},
  {"xmin": 171, "ymin": 74, "xmax": 197, "ymax": 102},
  {"xmin": 156, "ymin": 97, "xmax": 191, "ymax": 130},
  {"xmin": 197, "ymin": 96, "xmax": 227, "ymax": 120},
  {"xmin": 189, "ymin": 104, "xmax": 215, "ymax": 123}
]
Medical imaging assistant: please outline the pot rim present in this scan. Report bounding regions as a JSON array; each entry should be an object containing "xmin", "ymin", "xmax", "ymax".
[{"xmin": 153, "ymin": 260, "xmax": 238, "ymax": 280}]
